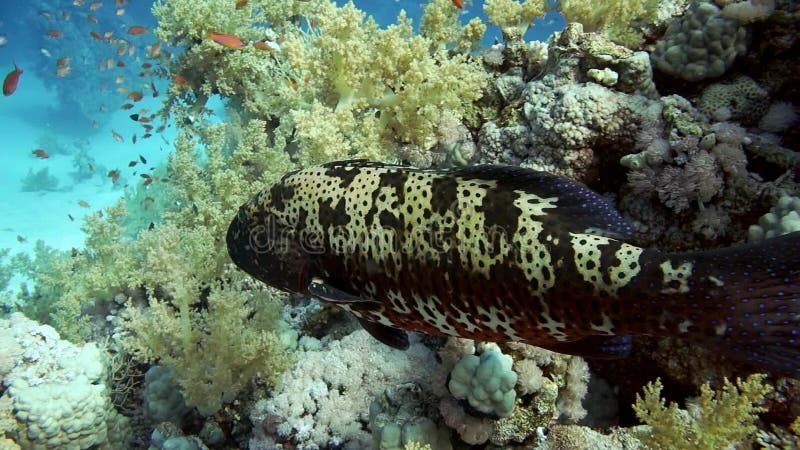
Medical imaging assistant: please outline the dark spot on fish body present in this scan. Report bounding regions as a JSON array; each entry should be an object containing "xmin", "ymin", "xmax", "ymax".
[
  {"xmin": 324, "ymin": 164, "xmax": 361, "ymax": 189},
  {"xmin": 430, "ymin": 176, "xmax": 458, "ymax": 216},
  {"xmin": 377, "ymin": 210, "xmax": 402, "ymax": 230},
  {"xmin": 480, "ymin": 187, "xmax": 521, "ymax": 238},
  {"xmin": 317, "ymin": 197, "xmax": 349, "ymax": 229},
  {"xmin": 269, "ymin": 183, "xmax": 294, "ymax": 213}
]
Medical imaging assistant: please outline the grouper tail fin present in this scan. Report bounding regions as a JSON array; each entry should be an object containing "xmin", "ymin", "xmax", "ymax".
[{"xmin": 657, "ymin": 232, "xmax": 800, "ymax": 376}]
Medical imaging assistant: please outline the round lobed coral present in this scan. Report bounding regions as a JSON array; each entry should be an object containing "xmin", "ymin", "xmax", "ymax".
[{"xmin": 651, "ymin": 1, "xmax": 746, "ymax": 81}]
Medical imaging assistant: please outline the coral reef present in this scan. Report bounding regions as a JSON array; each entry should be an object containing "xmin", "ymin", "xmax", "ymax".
[
  {"xmin": 5, "ymin": 0, "xmax": 800, "ymax": 448},
  {"xmin": 0, "ymin": 314, "xmax": 131, "ymax": 449}
]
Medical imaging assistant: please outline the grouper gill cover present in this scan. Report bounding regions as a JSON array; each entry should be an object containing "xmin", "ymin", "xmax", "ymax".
[{"xmin": 227, "ymin": 160, "xmax": 800, "ymax": 376}]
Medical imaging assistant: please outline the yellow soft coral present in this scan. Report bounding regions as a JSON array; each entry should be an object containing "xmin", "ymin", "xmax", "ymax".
[
  {"xmin": 633, "ymin": 374, "xmax": 773, "ymax": 450},
  {"xmin": 560, "ymin": 0, "xmax": 664, "ymax": 47},
  {"xmin": 484, "ymin": 0, "xmax": 546, "ymax": 39}
]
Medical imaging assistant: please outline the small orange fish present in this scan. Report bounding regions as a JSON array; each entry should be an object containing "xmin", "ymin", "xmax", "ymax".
[
  {"xmin": 32, "ymin": 149, "xmax": 50, "ymax": 159},
  {"xmin": 253, "ymin": 40, "xmax": 272, "ymax": 51},
  {"xmin": 112, "ymin": 130, "xmax": 124, "ymax": 142},
  {"xmin": 172, "ymin": 74, "xmax": 187, "ymax": 85},
  {"xmin": 141, "ymin": 62, "xmax": 152, "ymax": 69},
  {"xmin": 452, "ymin": 0, "xmax": 464, "ymax": 8},
  {"xmin": 3, "ymin": 64, "xmax": 23, "ymax": 96},
  {"xmin": 90, "ymin": 31, "xmax": 103, "ymax": 40},
  {"xmin": 147, "ymin": 42, "xmax": 161, "ymax": 58},
  {"xmin": 116, "ymin": 60, "xmax": 126, "ymax": 68},
  {"xmin": 56, "ymin": 65, "xmax": 71, "ymax": 77},
  {"xmin": 87, "ymin": 14, "xmax": 98, "ymax": 24},
  {"xmin": 128, "ymin": 25, "xmax": 148, "ymax": 35},
  {"xmin": 108, "ymin": 169, "xmax": 120, "ymax": 182},
  {"xmin": 74, "ymin": 0, "xmax": 85, "ymax": 5},
  {"xmin": 127, "ymin": 91, "xmax": 143, "ymax": 101},
  {"xmin": 235, "ymin": 0, "xmax": 248, "ymax": 9},
  {"xmin": 46, "ymin": 30, "xmax": 63, "ymax": 38},
  {"xmin": 89, "ymin": 2, "xmax": 102, "ymax": 11},
  {"xmin": 56, "ymin": 57, "xmax": 70, "ymax": 68},
  {"xmin": 78, "ymin": 200, "xmax": 91, "ymax": 208},
  {"xmin": 206, "ymin": 31, "xmax": 244, "ymax": 48}
]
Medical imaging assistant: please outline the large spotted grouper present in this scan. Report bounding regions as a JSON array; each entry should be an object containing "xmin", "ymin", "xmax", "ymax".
[{"xmin": 227, "ymin": 160, "xmax": 800, "ymax": 376}]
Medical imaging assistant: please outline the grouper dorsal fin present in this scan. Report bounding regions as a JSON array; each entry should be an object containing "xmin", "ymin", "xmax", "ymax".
[{"xmin": 452, "ymin": 164, "xmax": 633, "ymax": 240}]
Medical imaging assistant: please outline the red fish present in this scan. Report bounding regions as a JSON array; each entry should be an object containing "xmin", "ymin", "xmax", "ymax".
[
  {"xmin": 3, "ymin": 64, "xmax": 22, "ymax": 96},
  {"xmin": 32, "ymin": 149, "xmax": 50, "ymax": 159},
  {"xmin": 46, "ymin": 30, "xmax": 64, "ymax": 38},
  {"xmin": 128, "ymin": 26, "xmax": 148, "ymax": 35},
  {"xmin": 206, "ymin": 31, "xmax": 244, "ymax": 48},
  {"xmin": 452, "ymin": 0, "xmax": 464, "ymax": 8}
]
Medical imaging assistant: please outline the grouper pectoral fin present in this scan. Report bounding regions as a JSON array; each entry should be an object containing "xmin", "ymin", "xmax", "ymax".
[
  {"xmin": 307, "ymin": 278, "xmax": 378, "ymax": 304},
  {"xmin": 306, "ymin": 279, "xmax": 408, "ymax": 349},
  {"xmin": 539, "ymin": 334, "xmax": 633, "ymax": 359},
  {"xmin": 358, "ymin": 318, "xmax": 410, "ymax": 350}
]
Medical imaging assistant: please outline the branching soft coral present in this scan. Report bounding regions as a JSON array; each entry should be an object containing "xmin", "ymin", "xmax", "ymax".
[
  {"xmin": 117, "ymin": 269, "xmax": 290, "ymax": 416},
  {"xmin": 560, "ymin": 0, "xmax": 669, "ymax": 47},
  {"xmin": 633, "ymin": 374, "xmax": 773, "ymax": 450},
  {"xmin": 281, "ymin": 1, "xmax": 489, "ymax": 154},
  {"xmin": 484, "ymin": 0, "xmax": 546, "ymax": 39}
]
